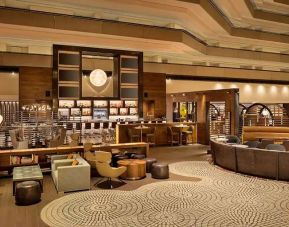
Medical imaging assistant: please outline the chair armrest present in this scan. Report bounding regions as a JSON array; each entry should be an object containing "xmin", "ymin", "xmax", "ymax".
[
  {"xmin": 57, "ymin": 165, "xmax": 91, "ymax": 192},
  {"xmin": 54, "ymin": 159, "xmax": 73, "ymax": 170}
]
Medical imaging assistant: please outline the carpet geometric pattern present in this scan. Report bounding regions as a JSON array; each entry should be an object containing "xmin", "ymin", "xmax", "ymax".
[{"xmin": 41, "ymin": 161, "xmax": 289, "ymax": 227}]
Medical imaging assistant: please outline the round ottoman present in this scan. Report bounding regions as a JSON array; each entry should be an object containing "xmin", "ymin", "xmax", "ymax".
[
  {"xmin": 117, "ymin": 159, "xmax": 146, "ymax": 180},
  {"xmin": 145, "ymin": 158, "xmax": 157, "ymax": 173},
  {"xmin": 112, "ymin": 154, "xmax": 129, "ymax": 167},
  {"xmin": 131, "ymin": 154, "xmax": 146, "ymax": 159},
  {"xmin": 151, "ymin": 163, "xmax": 169, "ymax": 179},
  {"xmin": 15, "ymin": 181, "xmax": 41, "ymax": 205}
]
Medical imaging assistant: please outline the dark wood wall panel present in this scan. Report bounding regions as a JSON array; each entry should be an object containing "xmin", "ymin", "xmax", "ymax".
[
  {"xmin": 19, "ymin": 67, "xmax": 52, "ymax": 106},
  {"xmin": 142, "ymin": 72, "xmax": 166, "ymax": 118}
]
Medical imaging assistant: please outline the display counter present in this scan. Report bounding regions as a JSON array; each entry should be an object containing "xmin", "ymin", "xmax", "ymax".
[{"xmin": 116, "ymin": 122, "xmax": 197, "ymax": 145}]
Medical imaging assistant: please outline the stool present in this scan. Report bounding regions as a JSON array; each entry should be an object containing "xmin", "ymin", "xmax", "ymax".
[
  {"xmin": 151, "ymin": 163, "xmax": 169, "ymax": 179},
  {"xmin": 145, "ymin": 158, "xmax": 157, "ymax": 173},
  {"xmin": 112, "ymin": 154, "xmax": 129, "ymax": 167},
  {"xmin": 131, "ymin": 154, "xmax": 145, "ymax": 159},
  {"xmin": 125, "ymin": 152, "xmax": 136, "ymax": 158},
  {"xmin": 15, "ymin": 181, "xmax": 41, "ymax": 205}
]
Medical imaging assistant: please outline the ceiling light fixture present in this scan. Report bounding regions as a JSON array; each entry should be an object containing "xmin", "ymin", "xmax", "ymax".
[{"xmin": 89, "ymin": 69, "xmax": 107, "ymax": 87}]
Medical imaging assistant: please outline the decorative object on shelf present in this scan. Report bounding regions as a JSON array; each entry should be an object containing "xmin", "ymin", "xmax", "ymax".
[
  {"xmin": 59, "ymin": 100, "xmax": 74, "ymax": 108},
  {"xmin": 77, "ymin": 100, "xmax": 91, "ymax": 107},
  {"xmin": 120, "ymin": 108, "xmax": 128, "ymax": 115},
  {"xmin": 22, "ymin": 104, "xmax": 51, "ymax": 112},
  {"xmin": 82, "ymin": 108, "xmax": 91, "ymax": 116},
  {"xmin": 109, "ymin": 108, "xmax": 118, "ymax": 115},
  {"xmin": 70, "ymin": 108, "xmax": 81, "ymax": 117},
  {"xmin": 93, "ymin": 100, "xmax": 108, "ymax": 108},
  {"xmin": 0, "ymin": 114, "xmax": 3, "ymax": 125},
  {"xmin": 124, "ymin": 101, "xmax": 138, "ymax": 108},
  {"xmin": 110, "ymin": 100, "xmax": 123, "ymax": 108},
  {"xmin": 89, "ymin": 69, "xmax": 107, "ymax": 87}
]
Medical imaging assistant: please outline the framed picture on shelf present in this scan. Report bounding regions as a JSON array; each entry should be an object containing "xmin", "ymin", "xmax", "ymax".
[
  {"xmin": 120, "ymin": 108, "xmax": 128, "ymax": 115},
  {"xmin": 125, "ymin": 100, "xmax": 138, "ymax": 107},
  {"xmin": 110, "ymin": 100, "xmax": 123, "ymax": 108},
  {"xmin": 93, "ymin": 108, "xmax": 108, "ymax": 120},
  {"xmin": 70, "ymin": 108, "xmax": 81, "ymax": 117},
  {"xmin": 59, "ymin": 100, "xmax": 74, "ymax": 108},
  {"xmin": 93, "ymin": 100, "xmax": 108, "ymax": 108},
  {"xmin": 82, "ymin": 108, "xmax": 91, "ymax": 116},
  {"xmin": 110, "ymin": 108, "xmax": 118, "ymax": 115},
  {"xmin": 77, "ymin": 100, "xmax": 91, "ymax": 108}
]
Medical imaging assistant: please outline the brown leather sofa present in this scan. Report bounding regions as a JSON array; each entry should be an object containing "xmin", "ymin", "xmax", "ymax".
[{"xmin": 211, "ymin": 140, "xmax": 289, "ymax": 181}]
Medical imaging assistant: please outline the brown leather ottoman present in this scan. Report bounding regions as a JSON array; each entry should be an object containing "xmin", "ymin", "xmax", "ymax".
[
  {"xmin": 151, "ymin": 163, "xmax": 169, "ymax": 179},
  {"xmin": 15, "ymin": 181, "xmax": 41, "ymax": 205},
  {"xmin": 145, "ymin": 158, "xmax": 157, "ymax": 173},
  {"xmin": 117, "ymin": 159, "xmax": 146, "ymax": 180}
]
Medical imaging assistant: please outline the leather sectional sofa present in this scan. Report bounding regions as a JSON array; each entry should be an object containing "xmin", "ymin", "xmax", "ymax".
[{"xmin": 211, "ymin": 140, "xmax": 289, "ymax": 181}]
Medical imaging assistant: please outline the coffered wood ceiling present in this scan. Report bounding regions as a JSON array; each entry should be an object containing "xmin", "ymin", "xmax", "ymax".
[{"xmin": 0, "ymin": 0, "xmax": 288, "ymax": 72}]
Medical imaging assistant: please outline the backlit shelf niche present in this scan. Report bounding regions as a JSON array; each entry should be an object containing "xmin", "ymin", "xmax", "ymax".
[{"xmin": 58, "ymin": 51, "xmax": 80, "ymax": 100}]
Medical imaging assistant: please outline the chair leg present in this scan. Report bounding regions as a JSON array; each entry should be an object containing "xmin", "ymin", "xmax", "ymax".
[
  {"xmin": 107, "ymin": 177, "xmax": 113, "ymax": 189},
  {"xmin": 94, "ymin": 177, "xmax": 105, "ymax": 187},
  {"xmin": 118, "ymin": 177, "xmax": 126, "ymax": 184}
]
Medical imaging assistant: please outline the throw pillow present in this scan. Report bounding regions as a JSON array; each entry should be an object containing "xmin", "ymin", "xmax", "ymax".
[
  {"xmin": 72, "ymin": 159, "xmax": 79, "ymax": 166},
  {"xmin": 67, "ymin": 154, "xmax": 73, "ymax": 159}
]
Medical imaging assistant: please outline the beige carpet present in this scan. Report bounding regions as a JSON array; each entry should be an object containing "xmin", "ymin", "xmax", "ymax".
[{"xmin": 41, "ymin": 161, "xmax": 289, "ymax": 227}]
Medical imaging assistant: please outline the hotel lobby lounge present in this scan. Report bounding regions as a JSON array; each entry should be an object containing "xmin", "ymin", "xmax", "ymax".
[{"xmin": 1, "ymin": 1, "xmax": 289, "ymax": 226}]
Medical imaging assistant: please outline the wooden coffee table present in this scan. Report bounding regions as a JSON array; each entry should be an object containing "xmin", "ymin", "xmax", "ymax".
[
  {"xmin": 117, "ymin": 159, "xmax": 146, "ymax": 180},
  {"xmin": 12, "ymin": 165, "xmax": 43, "ymax": 195}
]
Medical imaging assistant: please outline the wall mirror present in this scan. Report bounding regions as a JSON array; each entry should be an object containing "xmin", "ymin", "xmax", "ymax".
[{"xmin": 81, "ymin": 51, "xmax": 119, "ymax": 99}]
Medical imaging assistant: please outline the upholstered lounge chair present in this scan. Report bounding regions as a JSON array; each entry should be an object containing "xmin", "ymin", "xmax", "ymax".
[{"xmin": 51, "ymin": 155, "xmax": 90, "ymax": 192}]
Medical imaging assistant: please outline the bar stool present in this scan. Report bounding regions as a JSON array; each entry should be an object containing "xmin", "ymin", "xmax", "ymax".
[
  {"xmin": 84, "ymin": 123, "xmax": 92, "ymax": 138},
  {"xmin": 109, "ymin": 122, "xmax": 117, "ymax": 144},
  {"xmin": 167, "ymin": 126, "xmax": 179, "ymax": 146},
  {"xmin": 128, "ymin": 128, "xmax": 141, "ymax": 142},
  {"xmin": 182, "ymin": 126, "xmax": 193, "ymax": 145},
  {"xmin": 146, "ymin": 127, "xmax": 156, "ymax": 146},
  {"xmin": 93, "ymin": 122, "xmax": 101, "ymax": 144}
]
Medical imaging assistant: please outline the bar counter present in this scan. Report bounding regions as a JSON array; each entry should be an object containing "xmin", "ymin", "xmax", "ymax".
[{"xmin": 116, "ymin": 122, "xmax": 197, "ymax": 145}]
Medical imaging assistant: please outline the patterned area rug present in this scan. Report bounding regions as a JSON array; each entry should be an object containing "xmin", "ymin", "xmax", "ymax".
[{"xmin": 41, "ymin": 161, "xmax": 289, "ymax": 227}]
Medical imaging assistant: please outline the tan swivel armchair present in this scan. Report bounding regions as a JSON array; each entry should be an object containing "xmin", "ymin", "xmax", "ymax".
[{"xmin": 95, "ymin": 151, "xmax": 127, "ymax": 189}]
